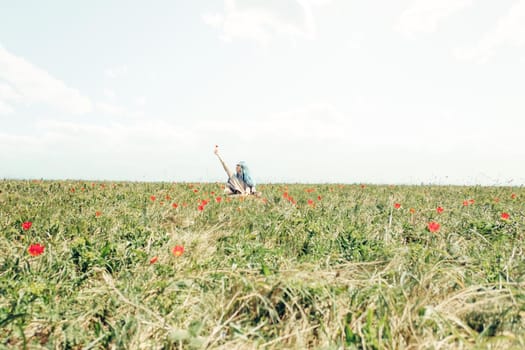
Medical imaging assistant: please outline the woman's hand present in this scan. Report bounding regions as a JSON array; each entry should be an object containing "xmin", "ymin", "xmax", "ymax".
[{"xmin": 214, "ymin": 145, "xmax": 219, "ymax": 155}]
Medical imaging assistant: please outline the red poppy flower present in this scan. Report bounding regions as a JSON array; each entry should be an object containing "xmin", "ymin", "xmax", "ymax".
[
  {"xmin": 463, "ymin": 200, "xmax": 469, "ymax": 206},
  {"xmin": 360, "ymin": 184, "xmax": 366, "ymax": 189},
  {"xmin": 494, "ymin": 198, "xmax": 500, "ymax": 203},
  {"xmin": 307, "ymin": 199, "xmax": 315, "ymax": 207},
  {"xmin": 70, "ymin": 187, "xmax": 75, "ymax": 193},
  {"xmin": 172, "ymin": 245, "xmax": 184, "ymax": 257},
  {"xmin": 149, "ymin": 256, "xmax": 158, "ymax": 264},
  {"xmin": 172, "ymin": 203, "xmax": 178, "ymax": 209},
  {"xmin": 394, "ymin": 203, "xmax": 401, "ymax": 209},
  {"xmin": 469, "ymin": 199, "xmax": 475, "ymax": 205},
  {"xmin": 317, "ymin": 195, "xmax": 322, "ymax": 201},
  {"xmin": 283, "ymin": 192, "xmax": 289, "ymax": 199},
  {"xmin": 165, "ymin": 195, "xmax": 171, "ymax": 201},
  {"xmin": 28, "ymin": 243, "xmax": 45, "ymax": 256},
  {"xmin": 306, "ymin": 188, "xmax": 315, "ymax": 193},
  {"xmin": 95, "ymin": 211, "xmax": 102, "ymax": 217},
  {"xmin": 150, "ymin": 195, "xmax": 156, "ymax": 201},
  {"xmin": 427, "ymin": 221, "xmax": 440, "ymax": 233},
  {"xmin": 409, "ymin": 208, "xmax": 416, "ymax": 214},
  {"xmin": 436, "ymin": 207, "xmax": 444, "ymax": 214},
  {"xmin": 501, "ymin": 212, "xmax": 510, "ymax": 220},
  {"xmin": 215, "ymin": 196, "xmax": 222, "ymax": 203},
  {"xmin": 22, "ymin": 221, "xmax": 33, "ymax": 231},
  {"xmin": 511, "ymin": 193, "xmax": 517, "ymax": 199},
  {"xmin": 193, "ymin": 189, "xmax": 199, "ymax": 193},
  {"xmin": 198, "ymin": 204, "xmax": 205, "ymax": 211}
]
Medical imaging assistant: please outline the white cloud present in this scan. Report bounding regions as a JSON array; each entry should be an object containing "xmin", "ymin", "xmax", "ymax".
[
  {"xmin": 202, "ymin": 0, "xmax": 330, "ymax": 45},
  {"xmin": 103, "ymin": 88, "xmax": 116, "ymax": 100},
  {"xmin": 0, "ymin": 45, "xmax": 93, "ymax": 114},
  {"xmin": 396, "ymin": 0, "xmax": 474, "ymax": 37},
  {"xmin": 135, "ymin": 96, "xmax": 146, "ymax": 107},
  {"xmin": 104, "ymin": 65, "xmax": 129, "ymax": 79},
  {"xmin": 198, "ymin": 103, "xmax": 349, "ymax": 143},
  {"xmin": 0, "ymin": 100, "xmax": 14, "ymax": 115},
  {"xmin": 455, "ymin": 0, "xmax": 525, "ymax": 63}
]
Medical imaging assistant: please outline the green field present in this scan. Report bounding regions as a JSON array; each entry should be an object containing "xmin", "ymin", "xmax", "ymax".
[{"xmin": 1, "ymin": 180, "xmax": 524, "ymax": 349}]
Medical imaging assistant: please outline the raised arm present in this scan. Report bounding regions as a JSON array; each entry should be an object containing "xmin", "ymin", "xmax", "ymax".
[{"xmin": 214, "ymin": 145, "xmax": 234, "ymax": 178}]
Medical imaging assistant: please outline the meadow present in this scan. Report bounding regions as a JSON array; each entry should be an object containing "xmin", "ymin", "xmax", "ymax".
[{"xmin": 1, "ymin": 180, "xmax": 524, "ymax": 349}]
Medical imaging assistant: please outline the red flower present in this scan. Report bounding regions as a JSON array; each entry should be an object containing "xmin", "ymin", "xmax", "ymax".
[
  {"xmin": 28, "ymin": 243, "xmax": 45, "ymax": 256},
  {"xmin": 172, "ymin": 203, "xmax": 179, "ymax": 209},
  {"xmin": 307, "ymin": 199, "xmax": 315, "ymax": 207},
  {"xmin": 283, "ymin": 192, "xmax": 289, "ymax": 199},
  {"xmin": 95, "ymin": 211, "xmax": 102, "ymax": 217},
  {"xmin": 511, "ymin": 193, "xmax": 517, "ymax": 199},
  {"xmin": 215, "ymin": 196, "xmax": 222, "ymax": 203},
  {"xmin": 306, "ymin": 188, "xmax": 315, "ymax": 193},
  {"xmin": 165, "ymin": 195, "xmax": 172, "ymax": 201},
  {"xmin": 469, "ymin": 199, "xmax": 475, "ymax": 205},
  {"xmin": 150, "ymin": 195, "xmax": 156, "ymax": 201},
  {"xmin": 22, "ymin": 221, "xmax": 33, "ymax": 231},
  {"xmin": 409, "ymin": 208, "xmax": 416, "ymax": 214},
  {"xmin": 193, "ymin": 189, "xmax": 199, "ymax": 193},
  {"xmin": 427, "ymin": 221, "xmax": 440, "ymax": 233},
  {"xmin": 394, "ymin": 203, "xmax": 401, "ymax": 209},
  {"xmin": 317, "ymin": 195, "xmax": 322, "ymax": 201},
  {"xmin": 501, "ymin": 212, "xmax": 510, "ymax": 220},
  {"xmin": 149, "ymin": 256, "xmax": 158, "ymax": 264},
  {"xmin": 494, "ymin": 198, "xmax": 500, "ymax": 203},
  {"xmin": 463, "ymin": 200, "xmax": 469, "ymax": 206},
  {"xmin": 198, "ymin": 204, "xmax": 205, "ymax": 211},
  {"xmin": 360, "ymin": 184, "xmax": 366, "ymax": 189},
  {"xmin": 436, "ymin": 206, "xmax": 444, "ymax": 214},
  {"xmin": 172, "ymin": 245, "xmax": 184, "ymax": 257}
]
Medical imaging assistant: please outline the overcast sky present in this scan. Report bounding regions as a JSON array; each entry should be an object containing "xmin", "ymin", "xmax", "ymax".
[{"xmin": 1, "ymin": 0, "xmax": 524, "ymax": 185}]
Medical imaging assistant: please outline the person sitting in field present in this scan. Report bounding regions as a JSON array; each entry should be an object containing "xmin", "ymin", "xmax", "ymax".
[{"xmin": 214, "ymin": 146, "xmax": 257, "ymax": 195}]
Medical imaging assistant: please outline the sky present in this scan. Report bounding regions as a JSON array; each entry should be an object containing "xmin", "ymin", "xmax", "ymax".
[{"xmin": 1, "ymin": 0, "xmax": 524, "ymax": 185}]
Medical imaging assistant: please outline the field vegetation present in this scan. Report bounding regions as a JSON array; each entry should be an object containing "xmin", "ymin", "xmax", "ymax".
[{"xmin": 1, "ymin": 180, "xmax": 524, "ymax": 349}]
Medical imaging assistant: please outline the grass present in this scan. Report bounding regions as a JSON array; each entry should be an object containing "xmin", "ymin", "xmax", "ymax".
[{"xmin": 0, "ymin": 180, "xmax": 524, "ymax": 349}]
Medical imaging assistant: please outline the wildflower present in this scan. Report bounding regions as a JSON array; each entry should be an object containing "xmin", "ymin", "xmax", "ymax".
[
  {"xmin": 172, "ymin": 246, "xmax": 184, "ymax": 257},
  {"xmin": 28, "ymin": 243, "xmax": 45, "ymax": 256},
  {"xmin": 463, "ymin": 200, "xmax": 469, "ymax": 206},
  {"xmin": 317, "ymin": 195, "xmax": 322, "ymax": 201},
  {"xmin": 215, "ymin": 196, "xmax": 222, "ymax": 203},
  {"xmin": 501, "ymin": 212, "xmax": 510, "ymax": 220},
  {"xmin": 95, "ymin": 211, "xmax": 102, "ymax": 217},
  {"xmin": 436, "ymin": 207, "xmax": 444, "ymax": 214},
  {"xmin": 306, "ymin": 188, "xmax": 315, "ymax": 193},
  {"xmin": 150, "ymin": 256, "xmax": 158, "ymax": 264},
  {"xmin": 150, "ymin": 195, "xmax": 156, "ymax": 201},
  {"xmin": 409, "ymin": 208, "xmax": 415, "ymax": 214},
  {"xmin": 307, "ymin": 199, "xmax": 315, "ymax": 207},
  {"xmin": 172, "ymin": 203, "xmax": 178, "ymax": 209},
  {"xmin": 22, "ymin": 221, "xmax": 33, "ymax": 231},
  {"xmin": 469, "ymin": 199, "xmax": 475, "ymax": 205},
  {"xmin": 427, "ymin": 221, "xmax": 440, "ymax": 233},
  {"xmin": 494, "ymin": 198, "xmax": 500, "ymax": 203},
  {"xmin": 165, "ymin": 195, "xmax": 171, "ymax": 201},
  {"xmin": 283, "ymin": 192, "xmax": 289, "ymax": 199},
  {"xmin": 394, "ymin": 203, "xmax": 401, "ymax": 209},
  {"xmin": 198, "ymin": 204, "xmax": 205, "ymax": 211},
  {"xmin": 193, "ymin": 189, "xmax": 199, "ymax": 194},
  {"xmin": 511, "ymin": 193, "xmax": 517, "ymax": 199}
]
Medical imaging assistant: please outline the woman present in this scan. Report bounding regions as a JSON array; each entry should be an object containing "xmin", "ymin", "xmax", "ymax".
[{"xmin": 214, "ymin": 146, "xmax": 257, "ymax": 195}]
